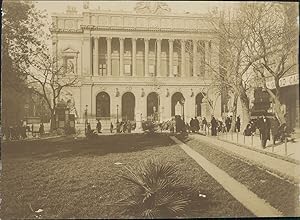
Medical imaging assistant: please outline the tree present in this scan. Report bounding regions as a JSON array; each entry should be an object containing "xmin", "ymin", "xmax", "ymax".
[
  {"xmin": 203, "ymin": 4, "xmax": 264, "ymax": 131},
  {"xmin": 2, "ymin": 0, "xmax": 47, "ymax": 126},
  {"xmin": 24, "ymin": 50, "xmax": 79, "ymax": 131},
  {"xmin": 247, "ymin": 2, "xmax": 298, "ymax": 124}
]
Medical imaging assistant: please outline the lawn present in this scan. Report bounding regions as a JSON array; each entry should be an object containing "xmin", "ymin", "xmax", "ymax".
[
  {"xmin": 1, "ymin": 134, "xmax": 253, "ymax": 218},
  {"xmin": 177, "ymin": 133, "xmax": 300, "ymax": 216}
]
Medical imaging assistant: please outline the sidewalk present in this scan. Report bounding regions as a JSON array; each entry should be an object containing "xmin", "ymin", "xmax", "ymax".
[
  {"xmin": 198, "ymin": 129, "xmax": 300, "ymax": 163},
  {"xmin": 192, "ymin": 134, "xmax": 300, "ymax": 183}
]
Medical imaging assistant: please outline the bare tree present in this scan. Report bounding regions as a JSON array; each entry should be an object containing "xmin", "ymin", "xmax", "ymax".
[
  {"xmin": 24, "ymin": 50, "xmax": 79, "ymax": 130},
  {"xmin": 201, "ymin": 4, "xmax": 264, "ymax": 131},
  {"xmin": 247, "ymin": 2, "xmax": 298, "ymax": 125}
]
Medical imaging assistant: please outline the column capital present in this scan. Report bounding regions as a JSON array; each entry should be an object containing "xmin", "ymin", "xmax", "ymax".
[
  {"xmin": 168, "ymin": 39, "xmax": 174, "ymax": 43},
  {"xmin": 144, "ymin": 38, "xmax": 150, "ymax": 42},
  {"xmin": 106, "ymin": 36, "xmax": 112, "ymax": 40},
  {"xmin": 132, "ymin": 37, "xmax": 137, "ymax": 42},
  {"xmin": 119, "ymin": 37, "xmax": 125, "ymax": 41},
  {"xmin": 180, "ymin": 39, "xmax": 186, "ymax": 43},
  {"xmin": 156, "ymin": 38, "xmax": 162, "ymax": 42}
]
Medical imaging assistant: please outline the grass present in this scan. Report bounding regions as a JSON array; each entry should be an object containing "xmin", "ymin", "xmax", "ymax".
[
  {"xmin": 1, "ymin": 133, "xmax": 253, "ymax": 218},
  {"xmin": 177, "ymin": 133, "xmax": 300, "ymax": 216}
]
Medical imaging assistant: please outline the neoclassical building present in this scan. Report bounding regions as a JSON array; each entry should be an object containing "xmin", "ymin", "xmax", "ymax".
[{"xmin": 51, "ymin": 2, "xmax": 222, "ymax": 129}]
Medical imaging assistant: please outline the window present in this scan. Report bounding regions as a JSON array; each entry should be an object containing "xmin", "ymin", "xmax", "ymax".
[
  {"xmin": 99, "ymin": 64, "xmax": 107, "ymax": 76},
  {"xmin": 149, "ymin": 65, "xmax": 155, "ymax": 76},
  {"xmin": 125, "ymin": 64, "xmax": 131, "ymax": 76}
]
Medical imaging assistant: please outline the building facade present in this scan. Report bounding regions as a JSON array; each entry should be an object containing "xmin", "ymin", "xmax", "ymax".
[{"xmin": 50, "ymin": 3, "xmax": 222, "ymax": 129}]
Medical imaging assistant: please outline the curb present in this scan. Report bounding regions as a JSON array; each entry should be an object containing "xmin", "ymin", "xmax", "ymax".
[
  {"xmin": 191, "ymin": 134, "xmax": 300, "ymax": 184},
  {"xmin": 218, "ymin": 137, "xmax": 300, "ymax": 165},
  {"xmin": 196, "ymin": 132, "xmax": 300, "ymax": 165}
]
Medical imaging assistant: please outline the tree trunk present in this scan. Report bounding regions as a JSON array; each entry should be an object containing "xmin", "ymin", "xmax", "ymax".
[
  {"xmin": 239, "ymin": 86, "xmax": 251, "ymax": 132},
  {"xmin": 50, "ymin": 111, "xmax": 56, "ymax": 131},
  {"xmin": 266, "ymin": 89, "xmax": 286, "ymax": 125},
  {"xmin": 230, "ymin": 93, "xmax": 238, "ymax": 132}
]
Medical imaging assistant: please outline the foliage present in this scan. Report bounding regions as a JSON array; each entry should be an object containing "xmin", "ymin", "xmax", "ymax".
[
  {"xmin": 2, "ymin": 0, "xmax": 47, "ymax": 126},
  {"xmin": 246, "ymin": 2, "xmax": 298, "ymax": 124},
  {"xmin": 118, "ymin": 158, "xmax": 206, "ymax": 218}
]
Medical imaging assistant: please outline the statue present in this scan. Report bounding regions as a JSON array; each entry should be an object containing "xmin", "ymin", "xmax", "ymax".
[
  {"xmin": 83, "ymin": 1, "xmax": 89, "ymax": 10},
  {"xmin": 135, "ymin": 1, "xmax": 171, "ymax": 14}
]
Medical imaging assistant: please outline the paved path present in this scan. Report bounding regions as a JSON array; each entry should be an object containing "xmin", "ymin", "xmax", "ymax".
[
  {"xmin": 216, "ymin": 132, "xmax": 300, "ymax": 161},
  {"xmin": 171, "ymin": 136, "xmax": 282, "ymax": 217},
  {"xmin": 193, "ymin": 134, "xmax": 300, "ymax": 183}
]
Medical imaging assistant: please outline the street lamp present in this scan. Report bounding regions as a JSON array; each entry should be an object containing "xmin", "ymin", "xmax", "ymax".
[
  {"xmin": 116, "ymin": 104, "xmax": 119, "ymax": 123},
  {"xmin": 85, "ymin": 104, "xmax": 88, "ymax": 134}
]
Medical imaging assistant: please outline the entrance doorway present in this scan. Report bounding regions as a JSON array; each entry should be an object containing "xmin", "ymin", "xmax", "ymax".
[
  {"xmin": 195, "ymin": 93, "xmax": 204, "ymax": 117},
  {"xmin": 171, "ymin": 92, "xmax": 185, "ymax": 116},
  {"xmin": 147, "ymin": 92, "xmax": 159, "ymax": 120},
  {"xmin": 96, "ymin": 92, "xmax": 110, "ymax": 118},
  {"xmin": 122, "ymin": 92, "xmax": 135, "ymax": 121}
]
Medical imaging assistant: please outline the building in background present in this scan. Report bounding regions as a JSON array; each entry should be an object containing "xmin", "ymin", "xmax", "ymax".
[{"xmin": 50, "ymin": 2, "xmax": 222, "ymax": 129}]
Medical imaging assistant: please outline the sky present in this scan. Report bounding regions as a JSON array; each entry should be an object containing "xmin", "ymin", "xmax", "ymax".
[{"xmin": 35, "ymin": 1, "xmax": 239, "ymax": 17}]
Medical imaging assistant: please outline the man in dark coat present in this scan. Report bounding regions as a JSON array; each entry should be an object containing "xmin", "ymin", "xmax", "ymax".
[
  {"xmin": 194, "ymin": 117, "xmax": 200, "ymax": 132},
  {"xmin": 259, "ymin": 115, "xmax": 271, "ymax": 148},
  {"xmin": 189, "ymin": 118, "xmax": 194, "ymax": 132},
  {"xmin": 96, "ymin": 120, "xmax": 102, "ymax": 133},
  {"xmin": 211, "ymin": 116, "xmax": 218, "ymax": 136},
  {"xmin": 270, "ymin": 116, "xmax": 280, "ymax": 145},
  {"xmin": 225, "ymin": 117, "xmax": 231, "ymax": 132},
  {"xmin": 236, "ymin": 116, "xmax": 241, "ymax": 132}
]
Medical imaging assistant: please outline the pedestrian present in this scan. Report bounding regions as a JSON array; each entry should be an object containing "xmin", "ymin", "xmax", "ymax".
[
  {"xmin": 189, "ymin": 118, "xmax": 194, "ymax": 133},
  {"xmin": 96, "ymin": 120, "xmax": 102, "ymax": 133},
  {"xmin": 87, "ymin": 122, "xmax": 92, "ymax": 134},
  {"xmin": 236, "ymin": 116, "xmax": 241, "ymax": 132},
  {"xmin": 202, "ymin": 117, "xmax": 207, "ymax": 132},
  {"xmin": 211, "ymin": 116, "xmax": 218, "ymax": 136},
  {"xmin": 110, "ymin": 122, "xmax": 114, "ymax": 133},
  {"xmin": 127, "ymin": 120, "xmax": 131, "ymax": 133},
  {"xmin": 270, "ymin": 116, "xmax": 280, "ymax": 145},
  {"xmin": 225, "ymin": 116, "xmax": 231, "ymax": 132},
  {"xmin": 194, "ymin": 117, "xmax": 200, "ymax": 132},
  {"xmin": 259, "ymin": 115, "xmax": 271, "ymax": 149},
  {"xmin": 39, "ymin": 123, "xmax": 45, "ymax": 136}
]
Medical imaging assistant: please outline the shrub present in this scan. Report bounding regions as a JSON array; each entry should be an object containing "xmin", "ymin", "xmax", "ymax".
[{"xmin": 117, "ymin": 158, "xmax": 204, "ymax": 218}]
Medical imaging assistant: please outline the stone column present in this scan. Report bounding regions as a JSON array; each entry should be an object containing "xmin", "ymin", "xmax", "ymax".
[
  {"xmin": 169, "ymin": 39, "xmax": 174, "ymax": 77},
  {"xmin": 156, "ymin": 38, "xmax": 161, "ymax": 77},
  {"xmin": 132, "ymin": 38, "xmax": 136, "ymax": 76},
  {"xmin": 205, "ymin": 40, "xmax": 210, "ymax": 76},
  {"xmin": 82, "ymin": 31, "xmax": 92, "ymax": 76},
  {"xmin": 93, "ymin": 37, "xmax": 99, "ymax": 75},
  {"xmin": 193, "ymin": 39, "xmax": 197, "ymax": 76},
  {"xmin": 144, "ymin": 38, "xmax": 149, "ymax": 77},
  {"xmin": 181, "ymin": 39, "xmax": 185, "ymax": 77},
  {"xmin": 106, "ymin": 37, "xmax": 112, "ymax": 76},
  {"xmin": 119, "ymin": 37, "xmax": 124, "ymax": 76}
]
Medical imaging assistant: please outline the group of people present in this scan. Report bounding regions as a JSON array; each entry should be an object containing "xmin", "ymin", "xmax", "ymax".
[
  {"xmin": 116, "ymin": 120, "xmax": 135, "ymax": 133},
  {"xmin": 243, "ymin": 115, "xmax": 292, "ymax": 148},
  {"xmin": 3, "ymin": 122, "xmax": 45, "ymax": 141}
]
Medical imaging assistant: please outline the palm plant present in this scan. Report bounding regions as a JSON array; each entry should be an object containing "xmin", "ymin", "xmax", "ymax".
[{"xmin": 117, "ymin": 158, "xmax": 198, "ymax": 218}]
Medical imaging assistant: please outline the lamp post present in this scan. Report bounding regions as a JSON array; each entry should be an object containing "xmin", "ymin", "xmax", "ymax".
[
  {"xmin": 117, "ymin": 104, "xmax": 119, "ymax": 123},
  {"xmin": 85, "ymin": 104, "xmax": 88, "ymax": 134}
]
